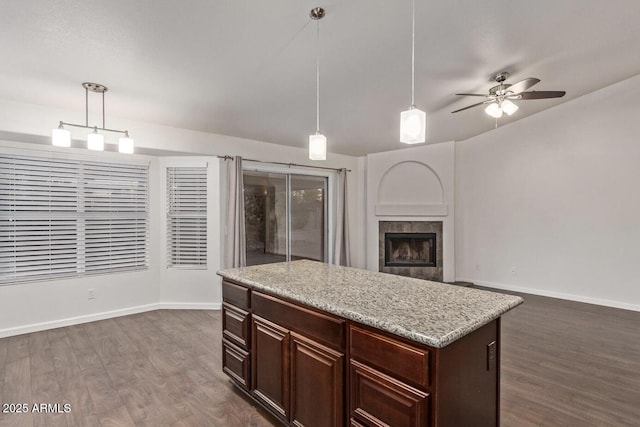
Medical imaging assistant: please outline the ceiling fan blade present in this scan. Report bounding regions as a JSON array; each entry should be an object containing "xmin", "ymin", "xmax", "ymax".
[
  {"xmin": 506, "ymin": 78, "xmax": 540, "ymax": 95},
  {"xmin": 451, "ymin": 100, "xmax": 491, "ymax": 113},
  {"xmin": 455, "ymin": 93, "xmax": 491, "ymax": 97},
  {"xmin": 516, "ymin": 90, "xmax": 566, "ymax": 100}
]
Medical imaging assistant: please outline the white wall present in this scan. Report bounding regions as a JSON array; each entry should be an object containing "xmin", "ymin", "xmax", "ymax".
[
  {"xmin": 456, "ymin": 74, "xmax": 640, "ymax": 311},
  {"xmin": 158, "ymin": 157, "xmax": 223, "ymax": 308},
  {"xmin": 366, "ymin": 142, "xmax": 455, "ymax": 282},
  {"xmin": 0, "ymin": 99, "xmax": 363, "ymax": 337},
  {"xmin": 0, "ymin": 142, "xmax": 163, "ymax": 337}
]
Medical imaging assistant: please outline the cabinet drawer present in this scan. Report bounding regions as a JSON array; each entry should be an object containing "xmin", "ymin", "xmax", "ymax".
[
  {"xmin": 350, "ymin": 325, "xmax": 430, "ymax": 389},
  {"xmin": 253, "ymin": 291, "xmax": 345, "ymax": 350},
  {"xmin": 222, "ymin": 280, "xmax": 250, "ymax": 309},
  {"xmin": 223, "ymin": 303, "xmax": 250, "ymax": 349},
  {"xmin": 222, "ymin": 339, "xmax": 250, "ymax": 390},
  {"xmin": 350, "ymin": 360, "xmax": 429, "ymax": 427}
]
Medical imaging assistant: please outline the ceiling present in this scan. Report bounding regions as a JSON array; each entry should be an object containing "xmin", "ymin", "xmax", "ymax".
[{"xmin": 1, "ymin": 1, "xmax": 639, "ymax": 157}]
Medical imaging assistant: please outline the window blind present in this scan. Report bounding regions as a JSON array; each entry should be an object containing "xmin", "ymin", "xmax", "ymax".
[
  {"xmin": 0, "ymin": 154, "xmax": 149, "ymax": 284},
  {"xmin": 166, "ymin": 167, "xmax": 207, "ymax": 268}
]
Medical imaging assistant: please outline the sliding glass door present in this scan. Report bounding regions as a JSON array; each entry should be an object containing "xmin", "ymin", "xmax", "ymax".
[{"xmin": 243, "ymin": 170, "xmax": 327, "ymax": 266}]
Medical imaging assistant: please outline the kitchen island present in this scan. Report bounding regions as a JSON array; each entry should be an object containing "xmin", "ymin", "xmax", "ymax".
[{"xmin": 217, "ymin": 260, "xmax": 523, "ymax": 427}]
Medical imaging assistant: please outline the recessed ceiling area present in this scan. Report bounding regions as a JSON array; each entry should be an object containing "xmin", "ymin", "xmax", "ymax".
[{"xmin": 1, "ymin": 0, "xmax": 639, "ymax": 156}]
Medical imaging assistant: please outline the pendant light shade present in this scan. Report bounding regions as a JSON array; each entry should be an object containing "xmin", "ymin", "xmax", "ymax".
[
  {"xmin": 501, "ymin": 99, "xmax": 519, "ymax": 116},
  {"xmin": 118, "ymin": 132, "xmax": 135, "ymax": 154},
  {"xmin": 485, "ymin": 102, "xmax": 503, "ymax": 118},
  {"xmin": 400, "ymin": 107, "xmax": 426, "ymax": 144},
  {"xmin": 309, "ymin": 7, "xmax": 327, "ymax": 161},
  {"xmin": 87, "ymin": 128, "xmax": 104, "ymax": 151},
  {"xmin": 52, "ymin": 123, "xmax": 71, "ymax": 147},
  {"xmin": 309, "ymin": 133, "xmax": 327, "ymax": 161}
]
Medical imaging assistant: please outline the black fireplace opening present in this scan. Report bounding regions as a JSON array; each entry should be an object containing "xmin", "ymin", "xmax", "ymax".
[{"xmin": 384, "ymin": 232, "xmax": 436, "ymax": 267}]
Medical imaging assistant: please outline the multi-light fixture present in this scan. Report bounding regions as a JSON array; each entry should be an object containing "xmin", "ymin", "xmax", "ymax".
[
  {"xmin": 484, "ymin": 99, "xmax": 519, "ymax": 118},
  {"xmin": 52, "ymin": 83, "xmax": 134, "ymax": 154}
]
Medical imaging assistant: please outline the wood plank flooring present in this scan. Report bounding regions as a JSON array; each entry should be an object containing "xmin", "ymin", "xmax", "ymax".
[
  {"xmin": 0, "ymin": 293, "xmax": 638, "ymax": 426},
  {"xmin": 498, "ymin": 292, "xmax": 640, "ymax": 426},
  {"xmin": 0, "ymin": 310, "xmax": 277, "ymax": 427}
]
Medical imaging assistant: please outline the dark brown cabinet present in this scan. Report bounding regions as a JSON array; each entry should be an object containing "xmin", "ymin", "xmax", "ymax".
[
  {"xmin": 350, "ymin": 360, "xmax": 429, "ymax": 427},
  {"xmin": 223, "ymin": 302, "xmax": 250, "ymax": 349},
  {"xmin": 222, "ymin": 339, "xmax": 251, "ymax": 389},
  {"xmin": 291, "ymin": 332, "xmax": 344, "ymax": 427},
  {"xmin": 220, "ymin": 279, "xmax": 501, "ymax": 427},
  {"xmin": 252, "ymin": 315, "xmax": 291, "ymax": 421},
  {"xmin": 250, "ymin": 296, "xmax": 346, "ymax": 426}
]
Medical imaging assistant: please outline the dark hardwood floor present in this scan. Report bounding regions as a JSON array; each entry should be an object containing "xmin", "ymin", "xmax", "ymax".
[
  {"xmin": 0, "ymin": 310, "xmax": 277, "ymax": 427},
  {"xmin": 0, "ymin": 292, "xmax": 639, "ymax": 426},
  {"xmin": 498, "ymin": 291, "xmax": 640, "ymax": 426}
]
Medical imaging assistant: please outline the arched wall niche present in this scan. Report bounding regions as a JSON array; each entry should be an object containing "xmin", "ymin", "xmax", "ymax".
[{"xmin": 376, "ymin": 161, "xmax": 447, "ymax": 216}]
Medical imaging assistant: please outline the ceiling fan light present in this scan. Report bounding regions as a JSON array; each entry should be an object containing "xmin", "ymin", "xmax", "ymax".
[
  {"xmin": 52, "ymin": 125, "xmax": 71, "ymax": 147},
  {"xmin": 309, "ymin": 133, "xmax": 326, "ymax": 161},
  {"xmin": 400, "ymin": 107, "xmax": 426, "ymax": 144},
  {"xmin": 485, "ymin": 103, "xmax": 503, "ymax": 119},
  {"xmin": 501, "ymin": 99, "xmax": 519, "ymax": 116},
  {"xmin": 87, "ymin": 129, "xmax": 104, "ymax": 151}
]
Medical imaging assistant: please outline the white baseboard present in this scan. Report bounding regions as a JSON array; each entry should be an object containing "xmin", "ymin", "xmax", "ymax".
[
  {"xmin": 458, "ymin": 277, "xmax": 640, "ymax": 313},
  {"xmin": 0, "ymin": 302, "xmax": 222, "ymax": 338},
  {"xmin": 156, "ymin": 302, "xmax": 222, "ymax": 310}
]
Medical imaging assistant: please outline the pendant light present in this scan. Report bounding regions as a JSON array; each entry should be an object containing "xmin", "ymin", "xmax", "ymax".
[
  {"xmin": 118, "ymin": 131, "xmax": 135, "ymax": 154},
  {"xmin": 87, "ymin": 127, "xmax": 105, "ymax": 151},
  {"xmin": 309, "ymin": 7, "xmax": 326, "ymax": 161},
  {"xmin": 52, "ymin": 122, "xmax": 71, "ymax": 147},
  {"xmin": 52, "ymin": 83, "xmax": 135, "ymax": 153},
  {"xmin": 400, "ymin": 0, "xmax": 426, "ymax": 144}
]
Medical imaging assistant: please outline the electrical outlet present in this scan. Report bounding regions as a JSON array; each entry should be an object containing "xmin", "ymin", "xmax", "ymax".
[
  {"xmin": 88, "ymin": 289, "xmax": 95, "ymax": 300},
  {"xmin": 475, "ymin": 264, "xmax": 480, "ymax": 271},
  {"xmin": 510, "ymin": 266, "xmax": 517, "ymax": 275}
]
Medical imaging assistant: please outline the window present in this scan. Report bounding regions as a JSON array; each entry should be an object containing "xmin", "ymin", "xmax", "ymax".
[
  {"xmin": 166, "ymin": 167, "xmax": 207, "ymax": 268},
  {"xmin": 243, "ymin": 169, "xmax": 328, "ymax": 266},
  {"xmin": 0, "ymin": 154, "xmax": 149, "ymax": 284}
]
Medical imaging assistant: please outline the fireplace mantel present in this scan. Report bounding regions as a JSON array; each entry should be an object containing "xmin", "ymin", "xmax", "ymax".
[{"xmin": 375, "ymin": 203, "xmax": 448, "ymax": 217}]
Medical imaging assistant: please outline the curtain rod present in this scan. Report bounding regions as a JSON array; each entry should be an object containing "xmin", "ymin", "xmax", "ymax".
[{"xmin": 215, "ymin": 155, "xmax": 351, "ymax": 172}]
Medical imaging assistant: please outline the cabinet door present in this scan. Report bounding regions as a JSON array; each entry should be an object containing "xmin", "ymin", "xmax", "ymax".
[
  {"xmin": 222, "ymin": 339, "xmax": 250, "ymax": 389},
  {"xmin": 290, "ymin": 332, "xmax": 344, "ymax": 427},
  {"xmin": 252, "ymin": 315, "xmax": 290, "ymax": 421},
  {"xmin": 350, "ymin": 360, "xmax": 429, "ymax": 427}
]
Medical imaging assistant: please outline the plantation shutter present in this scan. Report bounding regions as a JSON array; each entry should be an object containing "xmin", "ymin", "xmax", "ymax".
[
  {"xmin": 166, "ymin": 167, "xmax": 207, "ymax": 268},
  {"xmin": 0, "ymin": 153, "xmax": 149, "ymax": 284}
]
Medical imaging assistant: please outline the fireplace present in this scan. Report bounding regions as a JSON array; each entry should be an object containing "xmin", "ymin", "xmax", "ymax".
[
  {"xmin": 384, "ymin": 233, "xmax": 436, "ymax": 267},
  {"xmin": 379, "ymin": 221, "xmax": 443, "ymax": 281}
]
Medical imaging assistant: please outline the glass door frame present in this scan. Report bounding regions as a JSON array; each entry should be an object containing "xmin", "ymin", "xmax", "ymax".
[{"xmin": 242, "ymin": 161, "xmax": 334, "ymax": 264}]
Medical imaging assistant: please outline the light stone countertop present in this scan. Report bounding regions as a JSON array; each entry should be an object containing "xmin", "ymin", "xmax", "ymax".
[{"xmin": 217, "ymin": 260, "xmax": 523, "ymax": 348}]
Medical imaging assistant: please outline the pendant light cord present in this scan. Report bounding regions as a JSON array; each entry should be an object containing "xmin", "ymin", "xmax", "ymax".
[
  {"xmin": 411, "ymin": 0, "xmax": 415, "ymax": 107},
  {"xmin": 316, "ymin": 19, "xmax": 320, "ymax": 133}
]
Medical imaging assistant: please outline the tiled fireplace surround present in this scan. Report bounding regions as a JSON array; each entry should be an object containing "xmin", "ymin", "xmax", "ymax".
[{"xmin": 379, "ymin": 221, "xmax": 443, "ymax": 281}]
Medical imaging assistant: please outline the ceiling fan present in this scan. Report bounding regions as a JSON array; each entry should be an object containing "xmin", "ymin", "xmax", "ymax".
[{"xmin": 451, "ymin": 72, "xmax": 566, "ymax": 118}]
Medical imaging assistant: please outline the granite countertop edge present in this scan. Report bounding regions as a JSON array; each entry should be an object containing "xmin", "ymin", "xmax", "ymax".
[{"xmin": 217, "ymin": 266, "xmax": 523, "ymax": 348}]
